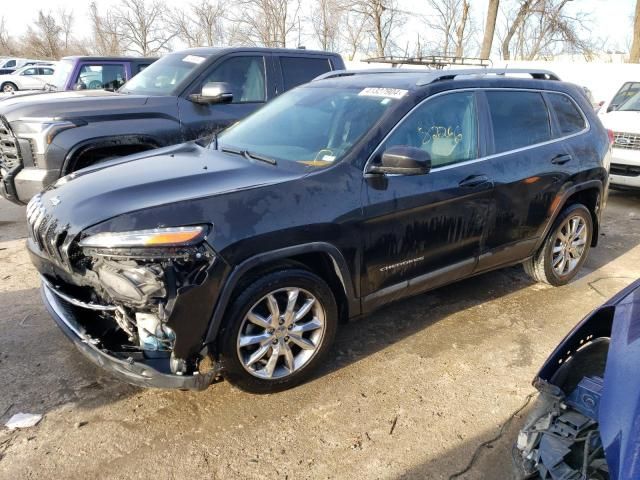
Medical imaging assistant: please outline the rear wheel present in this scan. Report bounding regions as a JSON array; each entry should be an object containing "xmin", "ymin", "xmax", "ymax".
[
  {"xmin": 2, "ymin": 82, "xmax": 17, "ymax": 93},
  {"xmin": 524, "ymin": 203, "xmax": 593, "ymax": 286},
  {"xmin": 219, "ymin": 268, "xmax": 338, "ymax": 393}
]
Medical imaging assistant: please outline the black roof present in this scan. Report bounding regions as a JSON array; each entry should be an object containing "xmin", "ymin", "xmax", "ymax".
[
  {"xmin": 169, "ymin": 47, "xmax": 340, "ymax": 57},
  {"xmin": 308, "ymin": 68, "xmax": 568, "ymax": 92}
]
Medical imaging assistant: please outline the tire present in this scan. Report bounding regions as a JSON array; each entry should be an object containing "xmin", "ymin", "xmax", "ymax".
[
  {"xmin": 88, "ymin": 80, "xmax": 103, "ymax": 90},
  {"xmin": 219, "ymin": 268, "xmax": 338, "ymax": 393},
  {"xmin": 1, "ymin": 82, "xmax": 17, "ymax": 93},
  {"xmin": 524, "ymin": 203, "xmax": 593, "ymax": 286}
]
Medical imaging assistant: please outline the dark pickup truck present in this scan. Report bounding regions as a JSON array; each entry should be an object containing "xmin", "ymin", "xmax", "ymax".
[{"xmin": 0, "ymin": 47, "xmax": 344, "ymax": 204}]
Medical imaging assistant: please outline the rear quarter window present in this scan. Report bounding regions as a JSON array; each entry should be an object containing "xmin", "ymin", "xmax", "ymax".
[
  {"xmin": 486, "ymin": 91, "xmax": 551, "ymax": 154},
  {"xmin": 280, "ymin": 57, "xmax": 331, "ymax": 90},
  {"xmin": 546, "ymin": 93, "xmax": 586, "ymax": 137}
]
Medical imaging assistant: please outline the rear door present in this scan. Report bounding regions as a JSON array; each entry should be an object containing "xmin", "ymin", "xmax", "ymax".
[
  {"xmin": 178, "ymin": 53, "xmax": 272, "ymax": 142},
  {"xmin": 476, "ymin": 89, "xmax": 587, "ymax": 272},
  {"xmin": 16, "ymin": 67, "xmax": 44, "ymax": 89}
]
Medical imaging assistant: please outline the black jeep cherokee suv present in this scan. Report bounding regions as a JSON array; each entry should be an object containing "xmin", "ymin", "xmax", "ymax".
[
  {"xmin": 0, "ymin": 47, "xmax": 344, "ymax": 204},
  {"xmin": 27, "ymin": 68, "xmax": 611, "ymax": 393}
]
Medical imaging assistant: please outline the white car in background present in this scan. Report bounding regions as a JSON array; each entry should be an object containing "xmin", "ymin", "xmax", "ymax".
[
  {"xmin": 600, "ymin": 90, "xmax": 640, "ymax": 190},
  {"xmin": 0, "ymin": 64, "xmax": 56, "ymax": 93}
]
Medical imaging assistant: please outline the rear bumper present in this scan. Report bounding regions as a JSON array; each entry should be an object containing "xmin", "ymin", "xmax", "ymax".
[{"xmin": 42, "ymin": 280, "xmax": 216, "ymax": 390}]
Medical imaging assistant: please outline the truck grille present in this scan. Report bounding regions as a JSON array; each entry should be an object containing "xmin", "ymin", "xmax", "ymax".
[
  {"xmin": 613, "ymin": 132, "xmax": 640, "ymax": 150},
  {"xmin": 0, "ymin": 117, "xmax": 21, "ymax": 171},
  {"xmin": 26, "ymin": 193, "xmax": 70, "ymax": 265},
  {"xmin": 610, "ymin": 163, "xmax": 640, "ymax": 177}
]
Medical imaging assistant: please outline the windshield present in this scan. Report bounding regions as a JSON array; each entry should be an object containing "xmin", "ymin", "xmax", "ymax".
[
  {"xmin": 48, "ymin": 59, "xmax": 73, "ymax": 90},
  {"xmin": 618, "ymin": 91, "xmax": 640, "ymax": 112},
  {"xmin": 218, "ymin": 86, "xmax": 399, "ymax": 167},
  {"xmin": 120, "ymin": 53, "xmax": 211, "ymax": 95}
]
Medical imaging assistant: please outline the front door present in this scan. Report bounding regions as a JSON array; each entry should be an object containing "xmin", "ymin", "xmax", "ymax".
[
  {"xmin": 178, "ymin": 54, "xmax": 272, "ymax": 142},
  {"xmin": 361, "ymin": 91, "xmax": 494, "ymax": 311}
]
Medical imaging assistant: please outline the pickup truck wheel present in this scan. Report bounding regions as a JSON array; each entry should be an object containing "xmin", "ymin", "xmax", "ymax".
[
  {"xmin": 220, "ymin": 269, "xmax": 337, "ymax": 393},
  {"xmin": 2, "ymin": 82, "xmax": 17, "ymax": 93},
  {"xmin": 524, "ymin": 203, "xmax": 593, "ymax": 286}
]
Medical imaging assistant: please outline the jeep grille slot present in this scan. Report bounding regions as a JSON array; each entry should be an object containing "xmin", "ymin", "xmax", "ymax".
[
  {"xmin": 26, "ymin": 194, "xmax": 69, "ymax": 265},
  {"xmin": 0, "ymin": 117, "xmax": 21, "ymax": 172},
  {"xmin": 613, "ymin": 131, "xmax": 640, "ymax": 150}
]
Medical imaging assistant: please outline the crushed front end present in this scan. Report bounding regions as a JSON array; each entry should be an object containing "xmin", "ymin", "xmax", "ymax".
[
  {"xmin": 514, "ymin": 279, "xmax": 640, "ymax": 480},
  {"xmin": 27, "ymin": 193, "xmax": 226, "ymax": 390}
]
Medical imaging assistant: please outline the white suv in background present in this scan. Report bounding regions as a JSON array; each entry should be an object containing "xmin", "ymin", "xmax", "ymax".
[{"xmin": 600, "ymin": 91, "xmax": 640, "ymax": 190}]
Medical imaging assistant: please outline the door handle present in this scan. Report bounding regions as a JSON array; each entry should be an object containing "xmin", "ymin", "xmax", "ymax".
[
  {"xmin": 459, "ymin": 174, "xmax": 492, "ymax": 188},
  {"xmin": 551, "ymin": 154, "xmax": 572, "ymax": 165}
]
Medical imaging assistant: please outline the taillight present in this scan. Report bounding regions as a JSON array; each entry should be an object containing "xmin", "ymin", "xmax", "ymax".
[{"xmin": 608, "ymin": 129, "xmax": 615, "ymax": 145}]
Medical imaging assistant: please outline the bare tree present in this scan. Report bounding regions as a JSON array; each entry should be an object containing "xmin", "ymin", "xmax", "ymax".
[
  {"xmin": 171, "ymin": 0, "xmax": 226, "ymax": 48},
  {"xmin": 89, "ymin": 3, "xmax": 124, "ymax": 56},
  {"xmin": 232, "ymin": 0, "xmax": 301, "ymax": 47},
  {"xmin": 353, "ymin": 0, "xmax": 404, "ymax": 57},
  {"xmin": 342, "ymin": 10, "xmax": 367, "ymax": 60},
  {"xmin": 21, "ymin": 11, "xmax": 63, "ymax": 59},
  {"xmin": 114, "ymin": 0, "xmax": 176, "ymax": 56},
  {"xmin": 500, "ymin": 0, "xmax": 592, "ymax": 60},
  {"xmin": 630, "ymin": 0, "xmax": 640, "ymax": 62},
  {"xmin": 309, "ymin": 0, "xmax": 346, "ymax": 51},
  {"xmin": 58, "ymin": 9, "xmax": 74, "ymax": 51},
  {"xmin": 427, "ymin": 0, "xmax": 473, "ymax": 57},
  {"xmin": 0, "ymin": 16, "xmax": 17, "ymax": 56},
  {"xmin": 480, "ymin": 0, "xmax": 500, "ymax": 58}
]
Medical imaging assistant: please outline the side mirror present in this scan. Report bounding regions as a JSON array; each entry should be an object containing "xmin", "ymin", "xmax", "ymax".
[
  {"xmin": 189, "ymin": 82, "xmax": 233, "ymax": 105},
  {"xmin": 368, "ymin": 146, "xmax": 431, "ymax": 176},
  {"xmin": 74, "ymin": 82, "xmax": 86, "ymax": 91}
]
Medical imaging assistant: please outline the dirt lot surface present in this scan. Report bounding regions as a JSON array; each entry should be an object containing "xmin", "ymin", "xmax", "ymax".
[{"xmin": 1, "ymin": 191, "xmax": 639, "ymax": 480}]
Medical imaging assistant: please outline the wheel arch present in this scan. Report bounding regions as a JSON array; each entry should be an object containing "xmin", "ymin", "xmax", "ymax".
[
  {"xmin": 204, "ymin": 243, "xmax": 360, "ymax": 346},
  {"xmin": 537, "ymin": 180, "xmax": 604, "ymax": 251},
  {"xmin": 63, "ymin": 135, "xmax": 162, "ymax": 174}
]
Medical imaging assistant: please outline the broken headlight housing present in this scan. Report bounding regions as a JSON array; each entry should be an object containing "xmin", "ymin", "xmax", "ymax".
[{"xmin": 80, "ymin": 225, "xmax": 207, "ymax": 249}]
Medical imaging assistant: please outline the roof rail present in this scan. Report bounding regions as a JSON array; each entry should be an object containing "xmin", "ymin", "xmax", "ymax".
[
  {"xmin": 313, "ymin": 68, "xmax": 429, "ymax": 82},
  {"xmin": 313, "ymin": 68, "xmax": 561, "ymax": 85},
  {"xmin": 364, "ymin": 55, "xmax": 492, "ymax": 69},
  {"xmin": 416, "ymin": 68, "xmax": 561, "ymax": 85}
]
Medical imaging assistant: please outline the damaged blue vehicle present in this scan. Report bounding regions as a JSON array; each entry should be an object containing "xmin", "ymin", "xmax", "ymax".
[{"xmin": 515, "ymin": 279, "xmax": 640, "ymax": 480}]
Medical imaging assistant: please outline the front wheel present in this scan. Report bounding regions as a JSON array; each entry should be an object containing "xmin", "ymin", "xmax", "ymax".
[
  {"xmin": 219, "ymin": 268, "xmax": 338, "ymax": 393},
  {"xmin": 524, "ymin": 203, "xmax": 593, "ymax": 286},
  {"xmin": 2, "ymin": 82, "xmax": 17, "ymax": 93}
]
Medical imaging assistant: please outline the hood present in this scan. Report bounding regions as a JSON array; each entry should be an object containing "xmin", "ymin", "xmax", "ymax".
[
  {"xmin": 37, "ymin": 142, "xmax": 306, "ymax": 234},
  {"xmin": 599, "ymin": 110, "xmax": 640, "ymax": 134},
  {"xmin": 0, "ymin": 90, "xmax": 48, "ymax": 102},
  {"xmin": 0, "ymin": 90, "xmax": 152, "ymax": 122}
]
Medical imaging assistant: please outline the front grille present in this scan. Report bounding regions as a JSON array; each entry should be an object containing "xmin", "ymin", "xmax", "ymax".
[
  {"xmin": 0, "ymin": 117, "xmax": 21, "ymax": 171},
  {"xmin": 613, "ymin": 132, "xmax": 640, "ymax": 150},
  {"xmin": 26, "ymin": 193, "xmax": 70, "ymax": 265},
  {"xmin": 610, "ymin": 163, "xmax": 640, "ymax": 177}
]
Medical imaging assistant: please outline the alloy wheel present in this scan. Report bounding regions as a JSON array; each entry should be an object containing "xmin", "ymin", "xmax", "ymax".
[
  {"xmin": 552, "ymin": 215, "xmax": 588, "ymax": 276},
  {"xmin": 236, "ymin": 287, "xmax": 326, "ymax": 380}
]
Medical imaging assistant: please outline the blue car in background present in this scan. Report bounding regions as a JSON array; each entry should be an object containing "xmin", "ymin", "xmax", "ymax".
[{"xmin": 515, "ymin": 279, "xmax": 640, "ymax": 480}]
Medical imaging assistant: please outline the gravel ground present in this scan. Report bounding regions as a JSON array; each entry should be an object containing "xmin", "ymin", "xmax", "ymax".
[{"xmin": 0, "ymin": 191, "xmax": 639, "ymax": 480}]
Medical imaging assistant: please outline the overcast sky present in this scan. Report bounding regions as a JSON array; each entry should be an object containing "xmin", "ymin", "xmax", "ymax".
[{"xmin": 3, "ymin": 0, "xmax": 637, "ymax": 54}]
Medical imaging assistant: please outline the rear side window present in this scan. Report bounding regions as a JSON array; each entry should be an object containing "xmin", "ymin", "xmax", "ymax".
[
  {"xmin": 547, "ymin": 93, "xmax": 586, "ymax": 137},
  {"xmin": 280, "ymin": 57, "xmax": 331, "ymax": 90},
  {"xmin": 486, "ymin": 91, "xmax": 550, "ymax": 153}
]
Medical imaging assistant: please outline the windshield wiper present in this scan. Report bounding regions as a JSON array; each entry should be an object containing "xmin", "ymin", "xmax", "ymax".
[{"xmin": 221, "ymin": 146, "xmax": 277, "ymax": 165}]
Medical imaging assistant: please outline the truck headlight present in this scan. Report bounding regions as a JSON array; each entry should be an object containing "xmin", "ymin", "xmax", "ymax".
[
  {"xmin": 10, "ymin": 117, "xmax": 80, "ymax": 154},
  {"xmin": 79, "ymin": 226, "xmax": 207, "ymax": 249}
]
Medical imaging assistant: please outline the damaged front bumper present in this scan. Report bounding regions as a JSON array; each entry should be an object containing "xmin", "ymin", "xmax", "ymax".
[{"xmin": 42, "ymin": 278, "xmax": 218, "ymax": 390}]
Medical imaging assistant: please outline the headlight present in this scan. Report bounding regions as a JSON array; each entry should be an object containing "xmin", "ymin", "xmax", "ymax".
[
  {"xmin": 10, "ymin": 117, "xmax": 80, "ymax": 154},
  {"xmin": 79, "ymin": 226, "xmax": 207, "ymax": 249}
]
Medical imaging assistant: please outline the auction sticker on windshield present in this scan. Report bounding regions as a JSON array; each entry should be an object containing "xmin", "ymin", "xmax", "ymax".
[
  {"xmin": 358, "ymin": 87, "xmax": 408, "ymax": 99},
  {"xmin": 183, "ymin": 55, "xmax": 206, "ymax": 64}
]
